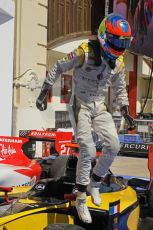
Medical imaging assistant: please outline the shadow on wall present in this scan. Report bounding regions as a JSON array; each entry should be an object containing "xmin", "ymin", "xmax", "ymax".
[{"xmin": 0, "ymin": 9, "xmax": 13, "ymax": 25}]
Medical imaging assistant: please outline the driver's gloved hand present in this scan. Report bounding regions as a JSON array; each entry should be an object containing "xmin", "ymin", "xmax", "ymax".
[
  {"xmin": 36, "ymin": 96, "xmax": 47, "ymax": 111},
  {"xmin": 121, "ymin": 105, "xmax": 136, "ymax": 131},
  {"xmin": 36, "ymin": 82, "xmax": 50, "ymax": 111}
]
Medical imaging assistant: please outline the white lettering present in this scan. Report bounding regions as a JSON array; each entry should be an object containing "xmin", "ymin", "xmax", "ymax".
[
  {"xmin": 30, "ymin": 131, "xmax": 56, "ymax": 138},
  {"xmin": 122, "ymin": 143, "xmax": 148, "ymax": 150},
  {"xmin": 130, "ymin": 144, "xmax": 135, "ymax": 149},
  {"xmin": 0, "ymin": 144, "xmax": 16, "ymax": 157},
  {"xmin": 60, "ymin": 144, "xmax": 66, "ymax": 155},
  {"xmin": 124, "ymin": 144, "xmax": 129, "ymax": 148},
  {"xmin": 0, "ymin": 138, "xmax": 22, "ymax": 143},
  {"xmin": 60, "ymin": 144, "xmax": 71, "ymax": 155}
]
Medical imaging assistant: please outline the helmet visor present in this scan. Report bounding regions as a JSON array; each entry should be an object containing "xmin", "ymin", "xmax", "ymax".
[{"xmin": 106, "ymin": 32, "xmax": 131, "ymax": 49}]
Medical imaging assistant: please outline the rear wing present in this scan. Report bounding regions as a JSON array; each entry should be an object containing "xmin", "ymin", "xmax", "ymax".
[
  {"xmin": 0, "ymin": 130, "xmax": 73, "ymax": 165},
  {"xmin": 20, "ymin": 130, "xmax": 73, "ymax": 155}
]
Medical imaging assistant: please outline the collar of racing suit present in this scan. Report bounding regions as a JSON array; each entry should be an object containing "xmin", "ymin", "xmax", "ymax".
[{"xmin": 88, "ymin": 39, "xmax": 116, "ymax": 70}]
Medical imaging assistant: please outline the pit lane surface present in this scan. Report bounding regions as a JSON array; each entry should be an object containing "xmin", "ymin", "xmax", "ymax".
[{"xmin": 111, "ymin": 156, "xmax": 150, "ymax": 178}]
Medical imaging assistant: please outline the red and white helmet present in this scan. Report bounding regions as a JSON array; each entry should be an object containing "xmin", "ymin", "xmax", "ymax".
[{"xmin": 98, "ymin": 13, "xmax": 132, "ymax": 59}]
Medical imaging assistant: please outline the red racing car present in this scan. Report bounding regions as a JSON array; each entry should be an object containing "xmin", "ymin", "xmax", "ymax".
[{"xmin": 0, "ymin": 130, "xmax": 73, "ymax": 187}]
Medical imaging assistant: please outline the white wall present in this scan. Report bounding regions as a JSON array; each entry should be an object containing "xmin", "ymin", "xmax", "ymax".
[
  {"xmin": 12, "ymin": 0, "xmax": 48, "ymax": 136},
  {"xmin": 137, "ymin": 56, "xmax": 153, "ymax": 113},
  {"xmin": 0, "ymin": 0, "xmax": 14, "ymax": 135}
]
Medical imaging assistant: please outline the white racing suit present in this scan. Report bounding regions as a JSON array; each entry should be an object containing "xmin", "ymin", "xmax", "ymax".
[{"xmin": 44, "ymin": 40, "xmax": 129, "ymax": 187}]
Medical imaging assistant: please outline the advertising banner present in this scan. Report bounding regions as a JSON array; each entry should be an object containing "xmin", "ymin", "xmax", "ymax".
[{"xmin": 113, "ymin": 0, "xmax": 153, "ymax": 58}]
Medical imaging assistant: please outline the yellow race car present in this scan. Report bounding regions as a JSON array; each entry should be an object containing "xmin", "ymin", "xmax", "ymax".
[{"xmin": 0, "ymin": 154, "xmax": 140, "ymax": 230}]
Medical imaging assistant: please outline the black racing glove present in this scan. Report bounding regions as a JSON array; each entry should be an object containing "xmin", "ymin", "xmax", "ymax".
[
  {"xmin": 36, "ymin": 82, "xmax": 50, "ymax": 111},
  {"xmin": 121, "ymin": 105, "xmax": 136, "ymax": 131}
]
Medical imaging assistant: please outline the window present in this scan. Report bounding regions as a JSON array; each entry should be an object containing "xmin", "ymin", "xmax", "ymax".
[
  {"xmin": 61, "ymin": 74, "xmax": 72, "ymax": 103},
  {"xmin": 55, "ymin": 111, "xmax": 71, "ymax": 128}
]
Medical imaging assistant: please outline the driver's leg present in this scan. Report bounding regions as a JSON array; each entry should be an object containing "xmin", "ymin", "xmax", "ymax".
[
  {"xmin": 75, "ymin": 101, "xmax": 96, "ymax": 224},
  {"xmin": 87, "ymin": 109, "xmax": 120, "ymax": 205},
  {"xmin": 92, "ymin": 110, "xmax": 120, "ymax": 177}
]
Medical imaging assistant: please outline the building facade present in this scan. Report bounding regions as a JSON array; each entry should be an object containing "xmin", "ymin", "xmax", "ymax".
[
  {"xmin": 0, "ymin": 0, "xmax": 14, "ymax": 135},
  {"xmin": 10, "ymin": 0, "xmax": 153, "ymax": 136}
]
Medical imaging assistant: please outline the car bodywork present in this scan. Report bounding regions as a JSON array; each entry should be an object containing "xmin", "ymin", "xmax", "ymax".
[
  {"xmin": 126, "ymin": 145, "xmax": 153, "ymax": 218},
  {"xmin": 0, "ymin": 130, "xmax": 73, "ymax": 188},
  {"xmin": 0, "ymin": 132, "xmax": 153, "ymax": 229},
  {"xmin": 0, "ymin": 136, "xmax": 41, "ymax": 187},
  {"xmin": 0, "ymin": 159, "xmax": 139, "ymax": 230}
]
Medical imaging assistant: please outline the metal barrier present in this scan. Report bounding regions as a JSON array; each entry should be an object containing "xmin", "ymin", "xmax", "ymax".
[
  {"xmin": 113, "ymin": 117, "xmax": 153, "ymax": 144},
  {"xmin": 135, "ymin": 119, "xmax": 153, "ymax": 144}
]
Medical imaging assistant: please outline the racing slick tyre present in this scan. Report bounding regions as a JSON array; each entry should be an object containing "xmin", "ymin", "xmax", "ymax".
[
  {"xmin": 44, "ymin": 223, "xmax": 86, "ymax": 230},
  {"xmin": 148, "ymin": 186, "xmax": 153, "ymax": 217}
]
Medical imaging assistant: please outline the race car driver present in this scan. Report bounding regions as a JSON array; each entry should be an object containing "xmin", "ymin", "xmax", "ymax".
[{"xmin": 36, "ymin": 13, "xmax": 136, "ymax": 224}]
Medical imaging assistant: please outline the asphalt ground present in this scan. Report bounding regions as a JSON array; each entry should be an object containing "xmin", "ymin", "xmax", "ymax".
[{"xmin": 110, "ymin": 156, "xmax": 150, "ymax": 178}]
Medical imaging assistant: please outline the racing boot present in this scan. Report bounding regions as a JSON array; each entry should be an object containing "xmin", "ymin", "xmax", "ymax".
[
  {"xmin": 87, "ymin": 174, "xmax": 102, "ymax": 206},
  {"xmin": 76, "ymin": 191, "xmax": 92, "ymax": 224}
]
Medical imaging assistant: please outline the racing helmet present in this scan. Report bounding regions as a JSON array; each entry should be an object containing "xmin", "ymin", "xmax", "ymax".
[{"xmin": 98, "ymin": 13, "xmax": 132, "ymax": 60}]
